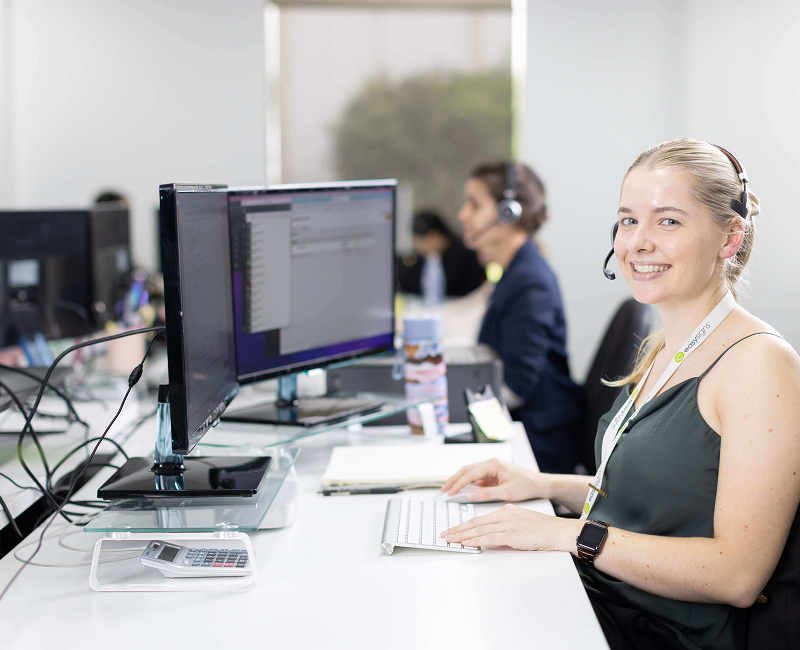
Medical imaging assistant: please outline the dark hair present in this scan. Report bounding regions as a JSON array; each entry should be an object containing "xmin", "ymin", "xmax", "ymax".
[
  {"xmin": 94, "ymin": 191, "xmax": 127, "ymax": 205},
  {"xmin": 412, "ymin": 210, "xmax": 454, "ymax": 239},
  {"xmin": 469, "ymin": 161, "xmax": 547, "ymax": 234}
]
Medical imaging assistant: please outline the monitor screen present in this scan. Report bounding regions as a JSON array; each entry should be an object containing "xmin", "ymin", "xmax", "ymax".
[
  {"xmin": 159, "ymin": 184, "xmax": 238, "ymax": 454},
  {"xmin": 228, "ymin": 181, "xmax": 396, "ymax": 383},
  {"xmin": 0, "ymin": 209, "xmax": 94, "ymax": 346},
  {"xmin": 89, "ymin": 204, "xmax": 131, "ymax": 321}
]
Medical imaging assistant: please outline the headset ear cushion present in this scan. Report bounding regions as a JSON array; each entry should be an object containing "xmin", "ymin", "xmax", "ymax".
[{"xmin": 611, "ymin": 222, "xmax": 618, "ymax": 245}]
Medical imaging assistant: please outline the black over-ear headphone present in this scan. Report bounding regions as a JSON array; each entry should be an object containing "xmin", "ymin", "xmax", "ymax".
[
  {"xmin": 712, "ymin": 144, "xmax": 749, "ymax": 219},
  {"xmin": 602, "ymin": 144, "xmax": 749, "ymax": 280},
  {"xmin": 497, "ymin": 162, "xmax": 522, "ymax": 224}
]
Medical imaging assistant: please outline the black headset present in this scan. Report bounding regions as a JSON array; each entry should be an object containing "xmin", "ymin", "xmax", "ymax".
[
  {"xmin": 497, "ymin": 162, "xmax": 522, "ymax": 224},
  {"xmin": 602, "ymin": 144, "xmax": 749, "ymax": 280}
]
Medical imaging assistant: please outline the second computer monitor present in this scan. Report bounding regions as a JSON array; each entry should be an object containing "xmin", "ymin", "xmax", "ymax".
[{"xmin": 228, "ymin": 180, "xmax": 396, "ymax": 384}]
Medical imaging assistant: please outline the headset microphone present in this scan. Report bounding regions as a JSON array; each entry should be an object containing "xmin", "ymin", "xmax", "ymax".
[
  {"xmin": 602, "ymin": 222, "xmax": 618, "ymax": 280},
  {"xmin": 466, "ymin": 220, "xmax": 498, "ymax": 247}
]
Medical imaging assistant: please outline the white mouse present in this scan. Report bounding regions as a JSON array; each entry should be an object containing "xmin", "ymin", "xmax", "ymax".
[{"xmin": 445, "ymin": 485, "xmax": 483, "ymax": 503}]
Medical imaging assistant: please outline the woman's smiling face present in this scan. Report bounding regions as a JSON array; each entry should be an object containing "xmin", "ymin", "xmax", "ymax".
[{"xmin": 615, "ymin": 165, "xmax": 731, "ymax": 306}]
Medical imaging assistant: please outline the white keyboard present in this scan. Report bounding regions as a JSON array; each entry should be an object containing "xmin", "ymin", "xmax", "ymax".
[{"xmin": 380, "ymin": 498, "xmax": 480, "ymax": 555}]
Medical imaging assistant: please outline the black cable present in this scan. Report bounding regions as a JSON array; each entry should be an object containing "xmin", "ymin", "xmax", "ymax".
[
  {"xmin": 0, "ymin": 364, "xmax": 89, "ymax": 429},
  {"xmin": 0, "ymin": 472, "xmax": 37, "ymax": 493},
  {"xmin": 46, "ymin": 438, "xmax": 129, "ymax": 495},
  {"xmin": 68, "ymin": 500, "xmax": 110, "ymax": 508},
  {"xmin": 52, "ymin": 299, "xmax": 95, "ymax": 334},
  {"xmin": 0, "ymin": 379, "xmax": 63, "ymax": 520},
  {"xmin": 0, "ymin": 328, "xmax": 163, "ymax": 604},
  {"xmin": 0, "ymin": 494, "xmax": 23, "ymax": 540},
  {"xmin": 20, "ymin": 379, "xmax": 133, "ymax": 571},
  {"xmin": 12, "ymin": 325, "xmax": 162, "ymax": 495}
]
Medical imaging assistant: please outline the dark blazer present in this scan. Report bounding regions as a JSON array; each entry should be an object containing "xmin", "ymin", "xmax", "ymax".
[
  {"xmin": 397, "ymin": 241, "xmax": 486, "ymax": 297},
  {"xmin": 478, "ymin": 239, "xmax": 583, "ymax": 473}
]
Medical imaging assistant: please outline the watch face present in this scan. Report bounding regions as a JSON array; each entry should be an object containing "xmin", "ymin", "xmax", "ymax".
[{"xmin": 579, "ymin": 523, "xmax": 607, "ymax": 548}]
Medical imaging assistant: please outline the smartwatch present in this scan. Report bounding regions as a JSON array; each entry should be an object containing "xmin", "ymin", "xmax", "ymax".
[{"xmin": 576, "ymin": 519, "xmax": 609, "ymax": 568}]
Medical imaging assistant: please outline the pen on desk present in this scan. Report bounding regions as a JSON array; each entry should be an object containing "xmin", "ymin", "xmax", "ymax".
[
  {"xmin": 319, "ymin": 483, "xmax": 442, "ymax": 496},
  {"xmin": 321, "ymin": 486, "xmax": 401, "ymax": 496}
]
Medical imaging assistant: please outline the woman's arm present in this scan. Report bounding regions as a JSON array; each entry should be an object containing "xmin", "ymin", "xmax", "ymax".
[
  {"xmin": 441, "ymin": 459, "xmax": 592, "ymax": 514},
  {"xmin": 444, "ymin": 336, "xmax": 800, "ymax": 608}
]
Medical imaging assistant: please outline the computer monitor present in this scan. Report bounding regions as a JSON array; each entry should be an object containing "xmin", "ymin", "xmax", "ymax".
[
  {"xmin": 88, "ymin": 204, "xmax": 131, "ymax": 323},
  {"xmin": 0, "ymin": 209, "xmax": 95, "ymax": 349},
  {"xmin": 96, "ymin": 184, "xmax": 272, "ymax": 499},
  {"xmin": 223, "ymin": 180, "xmax": 397, "ymax": 426},
  {"xmin": 159, "ymin": 184, "xmax": 240, "ymax": 454},
  {"xmin": 0, "ymin": 206, "xmax": 133, "ymax": 350}
]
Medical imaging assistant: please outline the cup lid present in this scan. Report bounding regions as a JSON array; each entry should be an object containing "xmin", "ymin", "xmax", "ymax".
[{"xmin": 403, "ymin": 314, "xmax": 443, "ymax": 340}]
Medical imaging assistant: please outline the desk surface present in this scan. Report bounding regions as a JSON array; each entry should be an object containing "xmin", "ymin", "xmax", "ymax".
[{"xmin": 0, "ymin": 410, "xmax": 608, "ymax": 650}]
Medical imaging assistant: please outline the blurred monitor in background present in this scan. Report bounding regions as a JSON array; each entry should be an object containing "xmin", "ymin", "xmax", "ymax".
[
  {"xmin": 0, "ymin": 197, "xmax": 133, "ymax": 356},
  {"xmin": 397, "ymin": 210, "xmax": 485, "ymax": 300},
  {"xmin": 91, "ymin": 193, "xmax": 132, "ymax": 324},
  {"xmin": 0, "ymin": 209, "xmax": 95, "ymax": 351}
]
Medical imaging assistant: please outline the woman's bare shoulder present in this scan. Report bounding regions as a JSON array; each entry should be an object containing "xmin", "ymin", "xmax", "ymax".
[{"xmin": 713, "ymin": 311, "xmax": 800, "ymax": 394}]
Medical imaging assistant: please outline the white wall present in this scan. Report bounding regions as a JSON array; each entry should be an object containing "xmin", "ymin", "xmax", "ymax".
[
  {"xmin": 2, "ymin": 0, "xmax": 267, "ymax": 271},
  {"xmin": 525, "ymin": 0, "xmax": 686, "ymax": 379},
  {"xmin": 681, "ymin": 0, "xmax": 800, "ymax": 351}
]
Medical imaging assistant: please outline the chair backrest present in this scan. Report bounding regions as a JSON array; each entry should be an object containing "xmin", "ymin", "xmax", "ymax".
[
  {"xmin": 580, "ymin": 298, "xmax": 653, "ymax": 473},
  {"xmin": 733, "ymin": 504, "xmax": 800, "ymax": 649}
]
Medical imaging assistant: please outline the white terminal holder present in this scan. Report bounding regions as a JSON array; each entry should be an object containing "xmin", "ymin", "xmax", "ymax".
[{"xmin": 89, "ymin": 524, "xmax": 257, "ymax": 592}]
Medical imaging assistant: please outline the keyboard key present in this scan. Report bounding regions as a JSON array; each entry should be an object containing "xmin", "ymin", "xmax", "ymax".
[
  {"xmin": 397, "ymin": 499, "xmax": 410, "ymax": 544},
  {"xmin": 421, "ymin": 502, "xmax": 434, "ymax": 546},
  {"xmin": 434, "ymin": 501, "xmax": 449, "ymax": 546},
  {"xmin": 408, "ymin": 501, "xmax": 422, "ymax": 545},
  {"xmin": 448, "ymin": 502, "xmax": 461, "ymax": 527}
]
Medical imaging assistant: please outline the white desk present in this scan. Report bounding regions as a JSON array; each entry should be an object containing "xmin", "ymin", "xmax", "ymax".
[
  {"xmin": 0, "ymin": 377, "xmax": 151, "ymax": 531},
  {"xmin": 0, "ymin": 413, "xmax": 608, "ymax": 650}
]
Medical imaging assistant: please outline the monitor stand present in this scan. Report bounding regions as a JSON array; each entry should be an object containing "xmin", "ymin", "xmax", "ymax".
[
  {"xmin": 96, "ymin": 387, "xmax": 271, "ymax": 499},
  {"xmin": 220, "ymin": 373, "xmax": 385, "ymax": 428}
]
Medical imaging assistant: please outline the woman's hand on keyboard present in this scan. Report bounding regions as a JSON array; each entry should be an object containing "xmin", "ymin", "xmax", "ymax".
[
  {"xmin": 441, "ymin": 504, "xmax": 582, "ymax": 552},
  {"xmin": 440, "ymin": 459, "xmax": 547, "ymax": 503}
]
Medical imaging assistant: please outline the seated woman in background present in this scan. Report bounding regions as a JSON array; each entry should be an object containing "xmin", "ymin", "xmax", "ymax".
[
  {"xmin": 457, "ymin": 161, "xmax": 583, "ymax": 474},
  {"xmin": 397, "ymin": 209, "xmax": 486, "ymax": 299},
  {"xmin": 442, "ymin": 139, "xmax": 800, "ymax": 650}
]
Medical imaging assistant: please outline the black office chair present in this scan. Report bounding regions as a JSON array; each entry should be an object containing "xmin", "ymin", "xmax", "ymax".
[
  {"xmin": 580, "ymin": 298, "xmax": 654, "ymax": 474},
  {"xmin": 732, "ymin": 504, "xmax": 800, "ymax": 649}
]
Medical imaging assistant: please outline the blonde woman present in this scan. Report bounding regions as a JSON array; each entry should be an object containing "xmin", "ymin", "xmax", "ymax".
[{"xmin": 441, "ymin": 139, "xmax": 800, "ymax": 650}]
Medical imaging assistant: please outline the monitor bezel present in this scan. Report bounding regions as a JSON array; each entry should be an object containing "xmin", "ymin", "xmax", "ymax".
[
  {"xmin": 160, "ymin": 183, "xmax": 237, "ymax": 454},
  {"xmin": 227, "ymin": 179, "xmax": 398, "ymax": 385},
  {"xmin": 0, "ymin": 208, "xmax": 94, "ymax": 345},
  {"xmin": 88, "ymin": 203, "xmax": 131, "ymax": 323}
]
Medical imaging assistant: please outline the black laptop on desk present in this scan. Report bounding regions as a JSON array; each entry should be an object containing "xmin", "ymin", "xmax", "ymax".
[{"xmin": 325, "ymin": 344, "xmax": 504, "ymax": 426}]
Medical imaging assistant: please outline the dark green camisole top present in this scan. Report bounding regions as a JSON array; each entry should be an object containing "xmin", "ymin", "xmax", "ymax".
[{"xmin": 576, "ymin": 335, "xmax": 776, "ymax": 650}]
